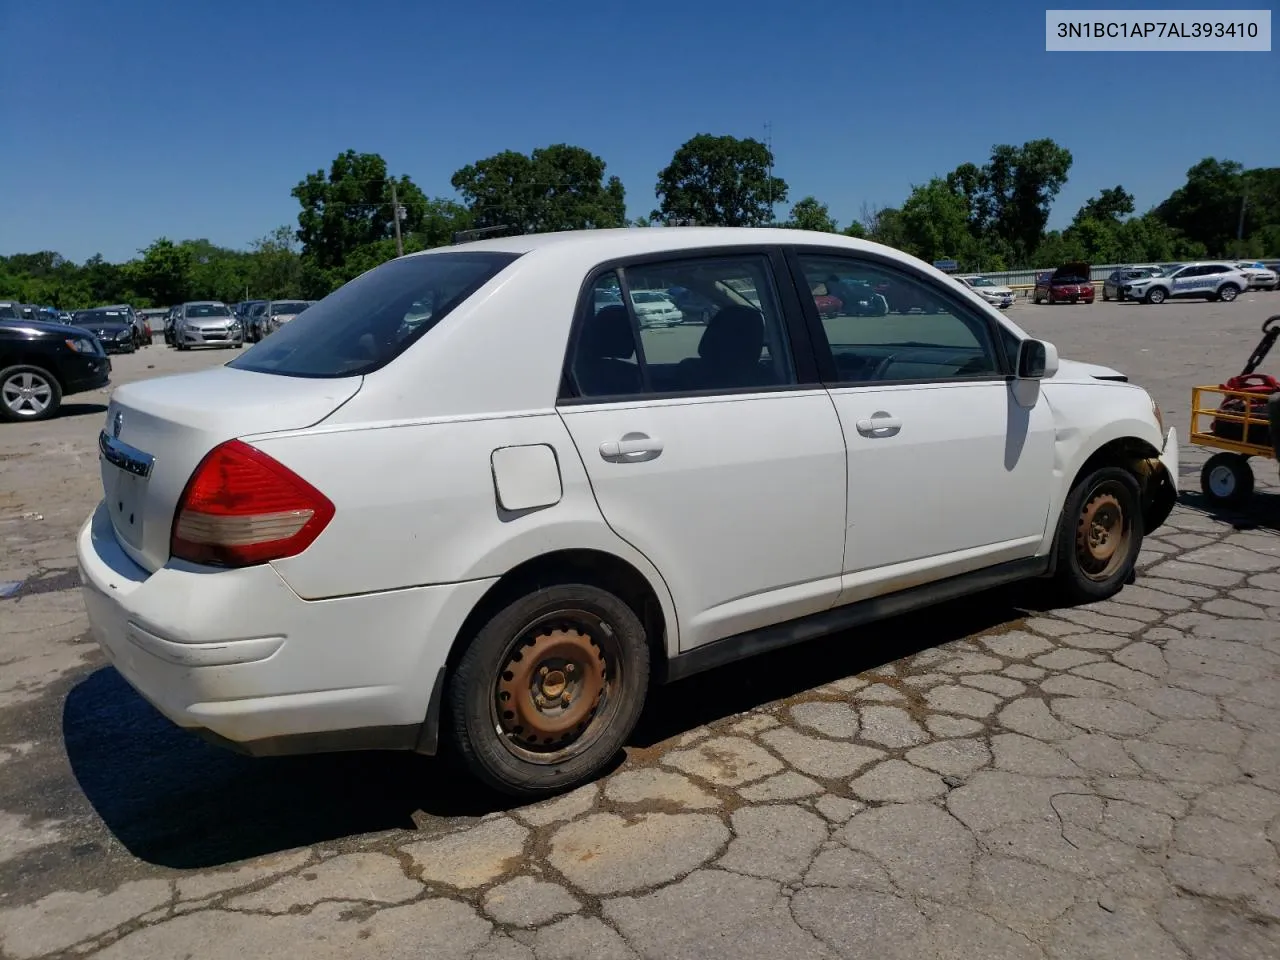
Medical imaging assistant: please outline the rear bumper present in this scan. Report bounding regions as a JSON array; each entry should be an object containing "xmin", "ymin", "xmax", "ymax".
[{"xmin": 76, "ymin": 501, "xmax": 496, "ymax": 754}]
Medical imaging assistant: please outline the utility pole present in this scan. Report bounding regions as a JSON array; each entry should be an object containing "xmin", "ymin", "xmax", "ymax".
[
  {"xmin": 390, "ymin": 181, "xmax": 404, "ymax": 257},
  {"xmin": 764, "ymin": 121, "xmax": 774, "ymax": 225},
  {"xmin": 1237, "ymin": 181, "xmax": 1249, "ymax": 243}
]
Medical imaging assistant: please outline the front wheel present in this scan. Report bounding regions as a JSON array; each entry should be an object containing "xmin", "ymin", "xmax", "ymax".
[
  {"xmin": 1146, "ymin": 287, "xmax": 1166, "ymax": 305},
  {"xmin": 446, "ymin": 582, "xmax": 651, "ymax": 798},
  {"xmin": 1200, "ymin": 453, "xmax": 1253, "ymax": 507},
  {"xmin": 1051, "ymin": 466, "xmax": 1144, "ymax": 604},
  {"xmin": 0, "ymin": 365, "xmax": 62, "ymax": 423}
]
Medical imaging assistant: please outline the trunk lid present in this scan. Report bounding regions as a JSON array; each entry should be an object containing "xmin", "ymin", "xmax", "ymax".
[{"xmin": 99, "ymin": 365, "xmax": 361, "ymax": 572}]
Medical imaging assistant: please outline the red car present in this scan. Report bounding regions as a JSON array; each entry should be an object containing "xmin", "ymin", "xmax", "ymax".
[{"xmin": 1034, "ymin": 262, "xmax": 1095, "ymax": 304}]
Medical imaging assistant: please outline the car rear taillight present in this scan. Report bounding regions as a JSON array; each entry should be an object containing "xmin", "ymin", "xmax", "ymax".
[{"xmin": 170, "ymin": 440, "xmax": 334, "ymax": 567}]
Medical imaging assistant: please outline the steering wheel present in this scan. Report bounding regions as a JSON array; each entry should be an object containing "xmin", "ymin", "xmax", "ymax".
[{"xmin": 870, "ymin": 353, "xmax": 898, "ymax": 381}]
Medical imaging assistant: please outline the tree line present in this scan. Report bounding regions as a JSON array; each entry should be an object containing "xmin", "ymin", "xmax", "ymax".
[{"xmin": 3, "ymin": 134, "xmax": 1277, "ymax": 309}]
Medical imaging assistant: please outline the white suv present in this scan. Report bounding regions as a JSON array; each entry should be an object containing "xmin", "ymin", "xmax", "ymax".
[
  {"xmin": 1123, "ymin": 261, "xmax": 1250, "ymax": 304},
  {"xmin": 77, "ymin": 228, "xmax": 1179, "ymax": 797}
]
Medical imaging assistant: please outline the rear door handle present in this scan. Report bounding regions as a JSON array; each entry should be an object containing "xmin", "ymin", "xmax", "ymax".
[
  {"xmin": 600, "ymin": 434, "xmax": 663, "ymax": 462},
  {"xmin": 855, "ymin": 413, "xmax": 902, "ymax": 437}
]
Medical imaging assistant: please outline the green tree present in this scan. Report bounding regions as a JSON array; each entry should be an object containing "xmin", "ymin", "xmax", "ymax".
[
  {"xmin": 861, "ymin": 205, "xmax": 907, "ymax": 250},
  {"xmin": 127, "ymin": 238, "xmax": 193, "ymax": 305},
  {"xmin": 1073, "ymin": 185, "xmax": 1135, "ymax": 225},
  {"xmin": 898, "ymin": 179, "xmax": 972, "ymax": 264},
  {"xmin": 451, "ymin": 144, "xmax": 626, "ymax": 234},
  {"xmin": 293, "ymin": 150, "xmax": 429, "ymax": 270},
  {"xmin": 982, "ymin": 140, "xmax": 1074, "ymax": 260},
  {"xmin": 246, "ymin": 226, "xmax": 303, "ymax": 299},
  {"xmin": 841, "ymin": 220, "xmax": 867, "ymax": 239},
  {"xmin": 653, "ymin": 134, "xmax": 787, "ymax": 226},
  {"xmin": 783, "ymin": 196, "xmax": 838, "ymax": 232}
]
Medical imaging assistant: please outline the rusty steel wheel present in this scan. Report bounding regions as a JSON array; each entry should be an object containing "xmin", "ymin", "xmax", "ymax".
[
  {"xmin": 1075, "ymin": 487, "xmax": 1130, "ymax": 582},
  {"xmin": 448, "ymin": 583, "xmax": 650, "ymax": 797},
  {"xmin": 1053, "ymin": 466, "xmax": 1143, "ymax": 604},
  {"xmin": 494, "ymin": 622, "xmax": 610, "ymax": 761}
]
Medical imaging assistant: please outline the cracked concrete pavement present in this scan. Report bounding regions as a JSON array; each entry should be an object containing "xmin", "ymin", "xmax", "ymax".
[{"xmin": 2, "ymin": 298, "xmax": 1280, "ymax": 958}]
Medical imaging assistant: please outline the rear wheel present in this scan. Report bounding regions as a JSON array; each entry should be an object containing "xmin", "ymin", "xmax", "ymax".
[
  {"xmin": 1200, "ymin": 453, "xmax": 1253, "ymax": 507},
  {"xmin": 1051, "ymin": 466, "xmax": 1143, "ymax": 604},
  {"xmin": 0, "ymin": 366, "xmax": 62, "ymax": 423},
  {"xmin": 446, "ymin": 582, "xmax": 650, "ymax": 798},
  {"xmin": 1217, "ymin": 284, "xmax": 1240, "ymax": 303}
]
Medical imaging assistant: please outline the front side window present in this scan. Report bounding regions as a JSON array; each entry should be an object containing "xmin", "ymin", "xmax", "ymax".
[
  {"xmin": 230, "ymin": 251, "xmax": 519, "ymax": 378},
  {"xmin": 566, "ymin": 255, "xmax": 796, "ymax": 400},
  {"xmin": 795, "ymin": 254, "xmax": 1001, "ymax": 383}
]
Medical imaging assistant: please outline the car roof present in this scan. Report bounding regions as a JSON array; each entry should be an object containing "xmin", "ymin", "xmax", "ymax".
[{"xmin": 405, "ymin": 226, "xmax": 915, "ymax": 263}]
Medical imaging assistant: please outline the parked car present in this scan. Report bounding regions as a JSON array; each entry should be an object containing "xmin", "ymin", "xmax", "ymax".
[
  {"xmin": 807, "ymin": 281, "xmax": 843, "ymax": 318},
  {"xmin": 245, "ymin": 301, "xmax": 271, "ymax": 342},
  {"xmin": 1233, "ymin": 261, "xmax": 1278, "ymax": 291},
  {"xmin": 0, "ymin": 302, "xmax": 25, "ymax": 320},
  {"xmin": 1033, "ymin": 262, "xmax": 1095, "ymax": 304},
  {"xmin": 163, "ymin": 305, "xmax": 183, "ymax": 346},
  {"xmin": 77, "ymin": 227, "xmax": 1178, "ymax": 797},
  {"xmin": 1122, "ymin": 262, "xmax": 1250, "ymax": 304},
  {"xmin": 70, "ymin": 308, "xmax": 138, "ymax": 354},
  {"xmin": 139, "ymin": 308, "xmax": 169, "ymax": 338},
  {"xmin": 101, "ymin": 304, "xmax": 147, "ymax": 348},
  {"xmin": 955, "ymin": 275, "xmax": 1015, "ymax": 308},
  {"xmin": 1, "ymin": 315, "xmax": 110, "ymax": 422},
  {"xmin": 259, "ymin": 300, "xmax": 312, "ymax": 338},
  {"xmin": 1102, "ymin": 265, "xmax": 1165, "ymax": 301},
  {"xmin": 174, "ymin": 301, "xmax": 243, "ymax": 350},
  {"xmin": 629, "ymin": 289, "xmax": 682, "ymax": 327}
]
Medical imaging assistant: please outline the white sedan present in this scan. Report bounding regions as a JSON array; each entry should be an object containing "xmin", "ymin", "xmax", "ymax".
[
  {"xmin": 629, "ymin": 289, "xmax": 683, "ymax": 327},
  {"xmin": 955, "ymin": 274, "xmax": 1015, "ymax": 308},
  {"xmin": 78, "ymin": 227, "xmax": 1179, "ymax": 797}
]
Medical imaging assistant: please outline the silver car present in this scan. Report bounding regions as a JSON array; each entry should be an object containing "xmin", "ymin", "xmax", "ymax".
[
  {"xmin": 260, "ymin": 300, "xmax": 312, "ymax": 338},
  {"xmin": 175, "ymin": 301, "xmax": 243, "ymax": 350},
  {"xmin": 1123, "ymin": 262, "xmax": 1251, "ymax": 305}
]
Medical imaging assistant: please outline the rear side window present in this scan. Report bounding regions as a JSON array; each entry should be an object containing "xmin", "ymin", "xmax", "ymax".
[{"xmin": 229, "ymin": 251, "xmax": 519, "ymax": 378}]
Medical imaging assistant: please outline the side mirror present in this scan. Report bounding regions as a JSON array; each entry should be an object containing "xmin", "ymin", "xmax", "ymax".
[{"xmin": 1017, "ymin": 338, "xmax": 1058, "ymax": 379}]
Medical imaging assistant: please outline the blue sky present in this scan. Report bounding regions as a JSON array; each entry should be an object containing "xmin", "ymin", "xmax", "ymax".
[{"xmin": 1, "ymin": 0, "xmax": 1276, "ymax": 263}]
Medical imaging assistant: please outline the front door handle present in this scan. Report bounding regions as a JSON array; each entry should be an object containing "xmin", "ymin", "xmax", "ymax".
[
  {"xmin": 855, "ymin": 413, "xmax": 902, "ymax": 437},
  {"xmin": 600, "ymin": 433, "xmax": 663, "ymax": 462}
]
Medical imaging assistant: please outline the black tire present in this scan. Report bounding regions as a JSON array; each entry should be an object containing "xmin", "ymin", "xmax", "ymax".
[
  {"xmin": 0, "ymin": 365, "xmax": 63, "ymax": 423},
  {"xmin": 1217, "ymin": 284, "xmax": 1240, "ymax": 303},
  {"xmin": 1146, "ymin": 287, "xmax": 1166, "ymax": 305},
  {"xmin": 1200, "ymin": 453, "xmax": 1253, "ymax": 507},
  {"xmin": 1051, "ymin": 466, "xmax": 1144, "ymax": 604},
  {"xmin": 446, "ymin": 582, "xmax": 650, "ymax": 798},
  {"xmin": 1102, "ymin": 289, "xmax": 1110, "ymax": 301}
]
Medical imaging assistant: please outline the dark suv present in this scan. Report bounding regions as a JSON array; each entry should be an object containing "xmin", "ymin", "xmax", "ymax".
[{"xmin": 0, "ymin": 315, "xmax": 111, "ymax": 422}]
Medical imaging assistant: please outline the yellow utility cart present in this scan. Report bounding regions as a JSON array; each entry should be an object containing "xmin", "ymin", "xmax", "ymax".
[{"xmin": 1190, "ymin": 315, "xmax": 1280, "ymax": 507}]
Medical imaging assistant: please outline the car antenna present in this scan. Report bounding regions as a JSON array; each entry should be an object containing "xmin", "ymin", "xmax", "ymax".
[{"xmin": 452, "ymin": 224, "xmax": 520, "ymax": 245}]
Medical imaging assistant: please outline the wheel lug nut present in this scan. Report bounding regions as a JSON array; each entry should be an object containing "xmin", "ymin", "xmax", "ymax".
[
  {"xmin": 565, "ymin": 663, "xmax": 575, "ymax": 674},
  {"xmin": 539, "ymin": 666, "xmax": 549, "ymax": 677},
  {"xmin": 561, "ymin": 694, "xmax": 571, "ymax": 706}
]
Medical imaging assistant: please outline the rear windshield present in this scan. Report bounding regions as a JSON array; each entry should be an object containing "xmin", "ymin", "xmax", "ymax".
[{"xmin": 229, "ymin": 251, "xmax": 519, "ymax": 378}]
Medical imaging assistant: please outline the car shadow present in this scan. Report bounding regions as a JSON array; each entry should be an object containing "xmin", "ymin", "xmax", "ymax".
[
  {"xmin": 63, "ymin": 585, "xmax": 1035, "ymax": 870},
  {"xmin": 58, "ymin": 402, "xmax": 108, "ymax": 419},
  {"xmin": 1179, "ymin": 487, "xmax": 1280, "ymax": 534},
  {"xmin": 632, "ymin": 584, "xmax": 1032, "ymax": 746},
  {"xmin": 62, "ymin": 669, "xmax": 508, "ymax": 870}
]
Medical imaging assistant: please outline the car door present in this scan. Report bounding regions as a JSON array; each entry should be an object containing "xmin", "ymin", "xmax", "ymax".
[
  {"xmin": 1170, "ymin": 265, "xmax": 1207, "ymax": 298},
  {"xmin": 557, "ymin": 250, "xmax": 847, "ymax": 651},
  {"xmin": 786, "ymin": 249, "xmax": 1057, "ymax": 604}
]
